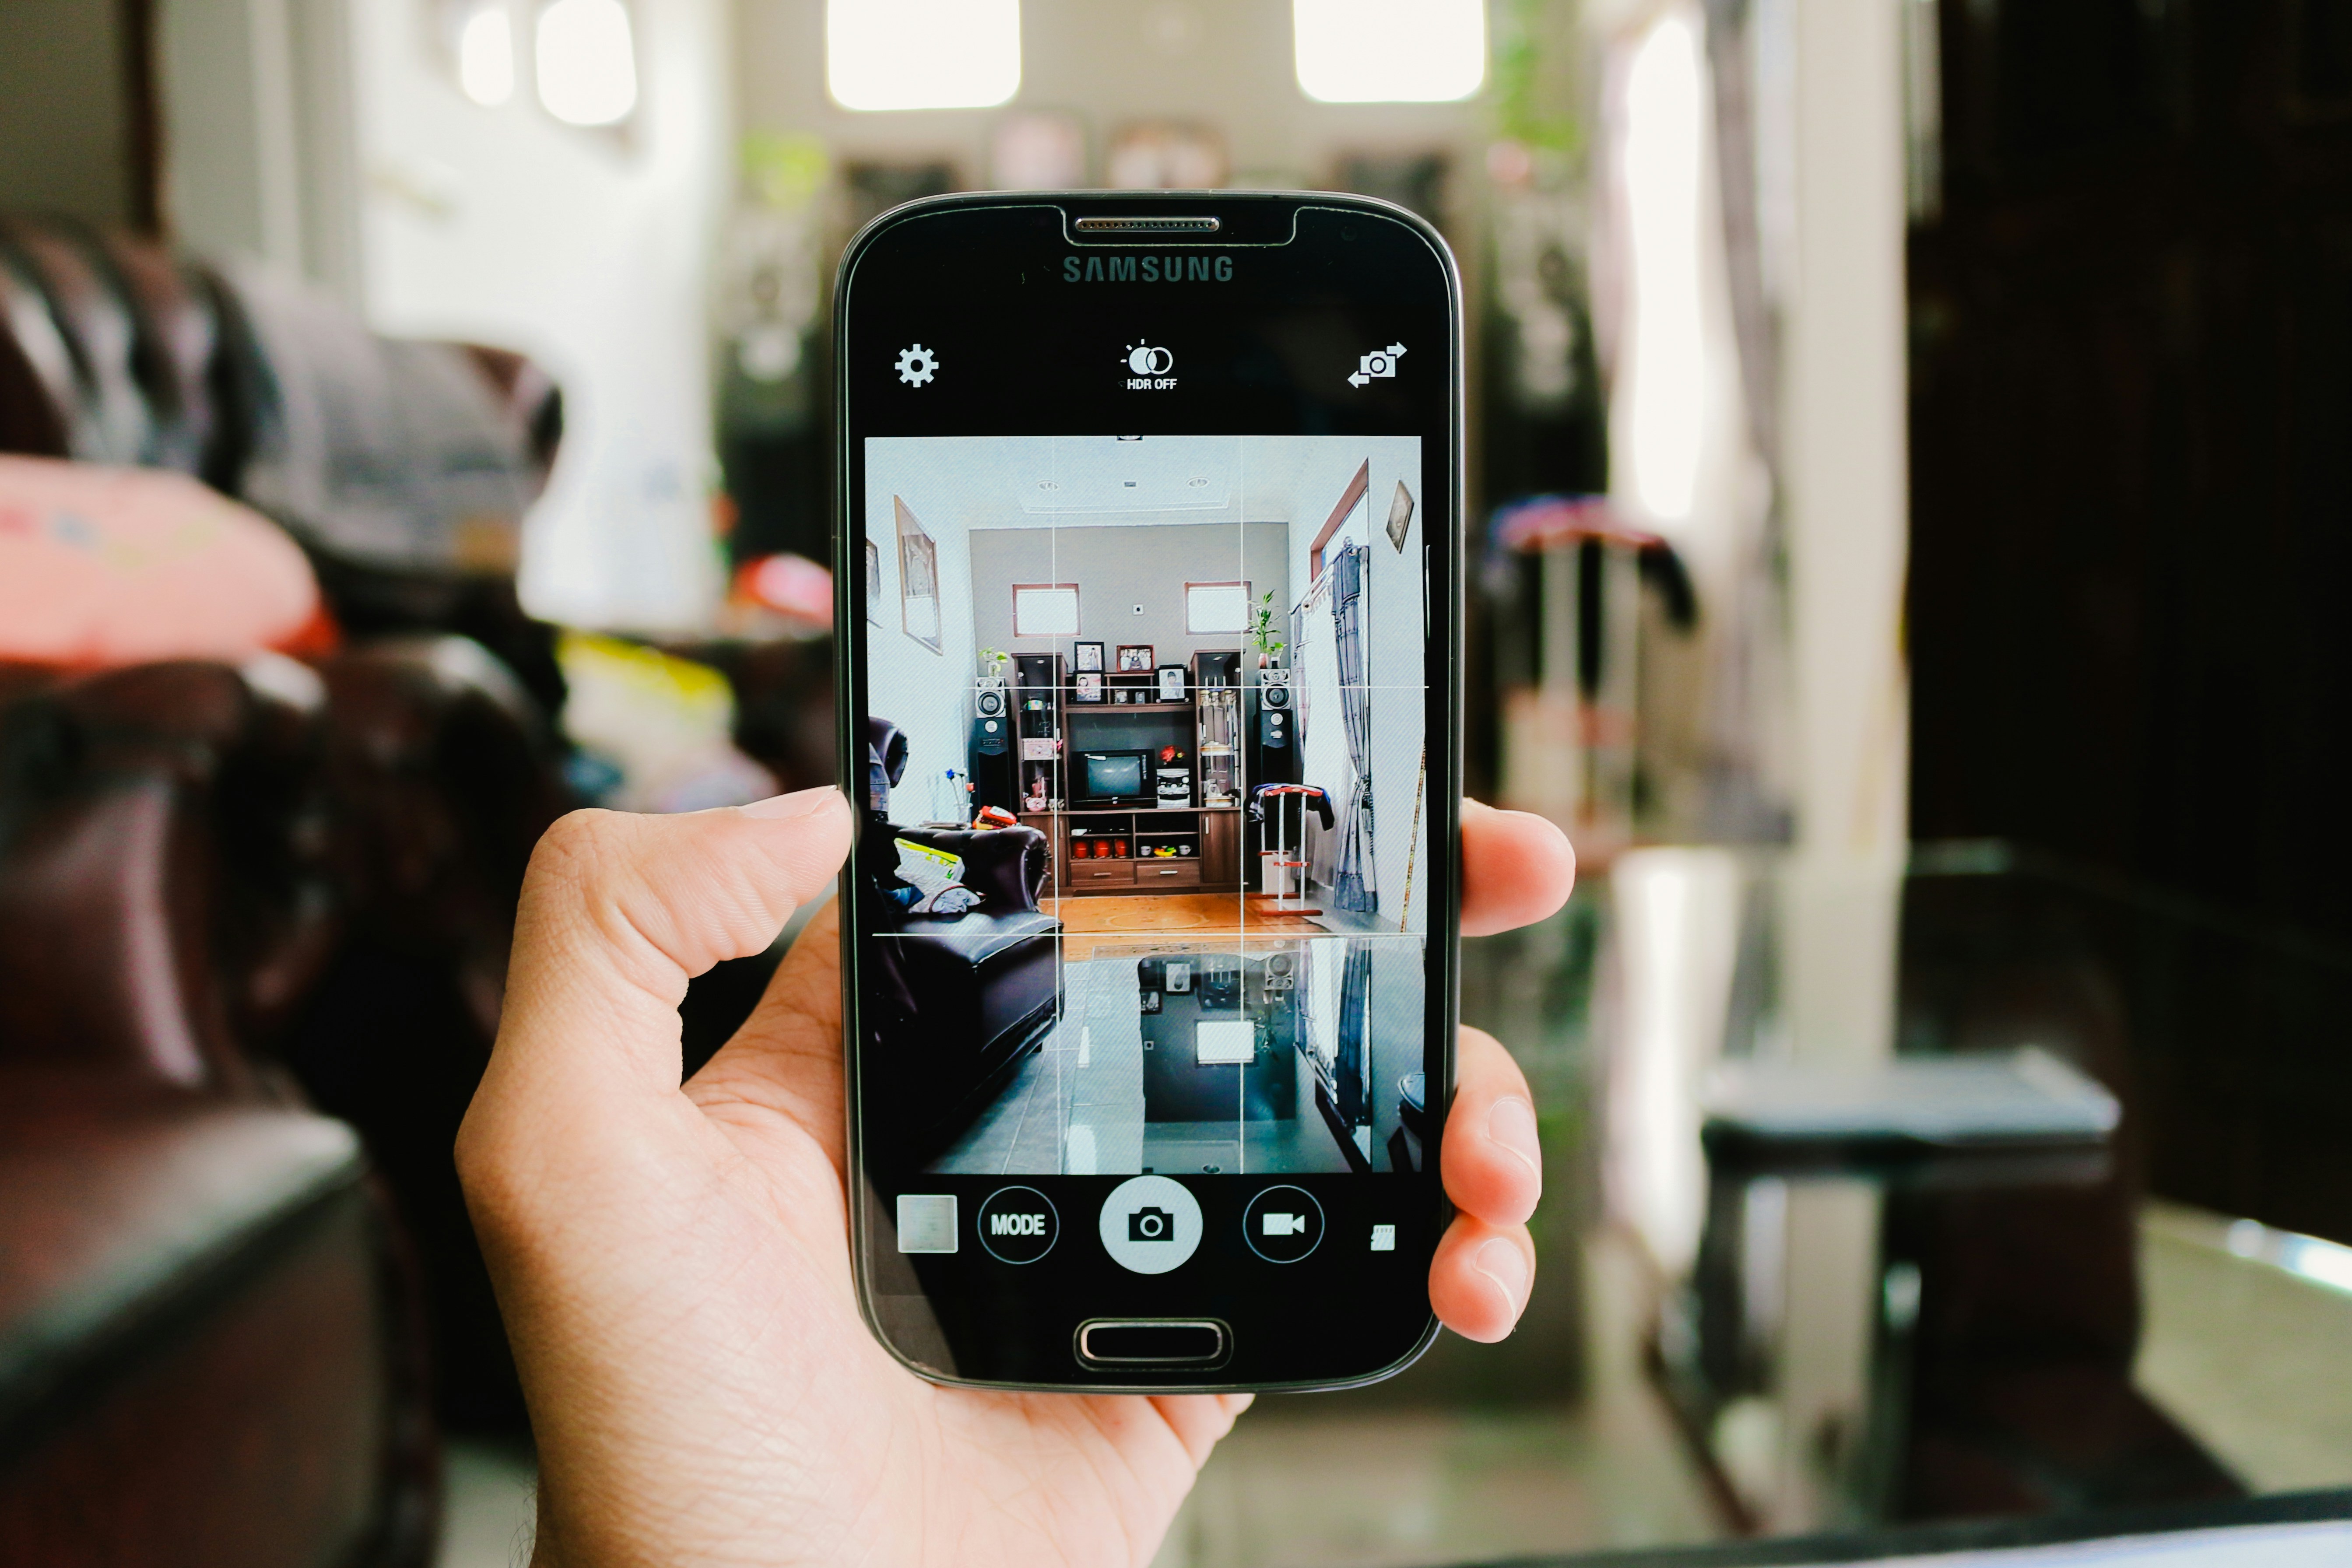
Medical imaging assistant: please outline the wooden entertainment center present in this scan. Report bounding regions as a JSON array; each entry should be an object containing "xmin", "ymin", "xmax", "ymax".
[{"xmin": 1010, "ymin": 652, "xmax": 1247, "ymax": 898}]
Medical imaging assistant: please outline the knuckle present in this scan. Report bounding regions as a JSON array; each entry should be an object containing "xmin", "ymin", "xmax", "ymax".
[
  {"xmin": 451, "ymin": 1108, "xmax": 493, "ymax": 1192},
  {"xmin": 451, "ymin": 1108, "xmax": 510, "ymax": 1215},
  {"xmin": 452, "ymin": 1105, "xmax": 537, "ymax": 1239},
  {"xmin": 521, "ymin": 809, "xmax": 639, "ymax": 912},
  {"xmin": 530, "ymin": 807, "xmax": 618, "ymax": 878}
]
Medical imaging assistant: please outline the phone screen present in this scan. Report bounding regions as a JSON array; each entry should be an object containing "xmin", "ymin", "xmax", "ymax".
[{"xmin": 838, "ymin": 196, "xmax": 1459, "ymax": 1389}]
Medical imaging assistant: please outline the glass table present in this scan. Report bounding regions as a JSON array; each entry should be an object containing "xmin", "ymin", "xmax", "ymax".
[{"xmin": 1153, "ymin": 844, "xmax": 2352, "ymax": 1567}]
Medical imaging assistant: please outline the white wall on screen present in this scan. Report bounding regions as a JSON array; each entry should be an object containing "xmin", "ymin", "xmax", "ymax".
[{"xmin": 864, "ymin": 441, "xmax": 978, "ymax": 821}]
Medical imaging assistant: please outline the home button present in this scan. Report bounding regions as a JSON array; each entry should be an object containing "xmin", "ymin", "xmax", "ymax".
[{"xmin": 1074, "ymin": 1318, "xmax": 1231, "ymax": 1369}]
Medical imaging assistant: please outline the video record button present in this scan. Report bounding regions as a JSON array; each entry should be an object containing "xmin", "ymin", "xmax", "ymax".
[
  {"xmin": 1243, "ymin": 1185, "xmax": 1325, "ymax": 1263},
  {"xmin": 977, "ymin": 1186, "xmax": 1059, "ymax": 1264}
]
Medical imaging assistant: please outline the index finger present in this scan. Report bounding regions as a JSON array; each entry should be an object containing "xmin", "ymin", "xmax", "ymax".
[{"xmin": 1461, "ymin": 798, "xmax": 1576, "ymax": 936}]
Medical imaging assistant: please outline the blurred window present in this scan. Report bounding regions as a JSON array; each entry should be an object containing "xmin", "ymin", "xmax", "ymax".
[
  {"xmin": 536, "ymin": 0, "xmax": 638, "ymax": 127},
  {"xmin": 1616, "ymin": 11, "xmax": 1707, "ymax": 525},
  {"xmin": 1293, "ymin": 0, "xmax": 1485, "ymax": 103},
  {"xmin": 453, "ymin": 0, "xmax": 516, "ymax": 106},
  {"xmin": 828, "ymin": 0, "xmax": 1022, "ymax": 112},
  {"xmin": 463, "ymin": 4, "xmax": 516, "ymax": 105}
]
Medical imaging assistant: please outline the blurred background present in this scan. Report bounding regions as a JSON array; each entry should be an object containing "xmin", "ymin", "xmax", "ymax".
[{"xmin": 2, "ymin": 1, "xmax": 2349, "ymax": 1564}]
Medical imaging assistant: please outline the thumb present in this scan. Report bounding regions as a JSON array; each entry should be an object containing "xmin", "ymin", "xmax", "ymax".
[{"xmin": 485, "ymin": 787, "xmax": 852, "ymax": 1106}]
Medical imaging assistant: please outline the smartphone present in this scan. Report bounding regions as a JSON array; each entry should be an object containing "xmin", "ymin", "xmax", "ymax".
[{"xmin": 834, "ymin": 191, "xmax": 1461, "ymax": 1392}]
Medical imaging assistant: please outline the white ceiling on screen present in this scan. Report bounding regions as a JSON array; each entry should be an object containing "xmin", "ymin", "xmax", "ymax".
[{"xmin": 1004, "ymin": 436, "xmax": 1238, "ymax": 515}]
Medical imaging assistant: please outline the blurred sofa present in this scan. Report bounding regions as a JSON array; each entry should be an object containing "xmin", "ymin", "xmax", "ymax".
[
  {"xmin": 0, "ymin": 213, "xmax": 581, "ymax": 1456},
  {"xmin": 0, "ymin": 660, "xmax": 438, "ymax": 1566},
  {"xmin": 0, "ymin": 209, "xmax": 848, "ymax": 1491}
]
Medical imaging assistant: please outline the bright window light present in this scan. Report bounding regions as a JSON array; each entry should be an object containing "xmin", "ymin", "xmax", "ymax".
[
  {"xmin": 2286, "ymin": 1235, "xmax": 2352, "ymax": 1296},
  {"xmin": 1618, "ymin": 11, "xmax": 1706, "ymax": 522},
  {"xmin": 1293, "ymin": 0, "xmax": 1485, "ymax": 104},
  {"xmin": 828, "ymin": 0, "xmax": 1021, "ymax": 112},
  {"xmin": 536, "ymin": 0, "xmax": 638, "ymax": 127},
  {"xmin": 458, "ymin": 4, "xmax": 515, "ymax": 106},
  {"xmin": 1185, "ymin": 582, "xmax": 1251, "ymax": 634},
  {"xmin": 1012, "ymin": 584, "xmax": 1079, "ymax": 637}
]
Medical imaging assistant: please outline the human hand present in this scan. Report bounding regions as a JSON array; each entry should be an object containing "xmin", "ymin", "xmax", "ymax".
[{"xmin": 457, "ymin": 792, "xmax": 1574, "ymax": 1568}]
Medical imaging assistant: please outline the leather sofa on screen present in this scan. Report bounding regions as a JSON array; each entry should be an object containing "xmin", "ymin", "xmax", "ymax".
[{"xmin": 859, "ymin": 722, "xmax": 1062, "ymax": 1159}]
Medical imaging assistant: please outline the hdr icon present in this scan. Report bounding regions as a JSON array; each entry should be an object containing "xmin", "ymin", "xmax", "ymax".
[{"xmin": 977, "ymin": 1186, "xmax": 1059, "ymax": 1264}]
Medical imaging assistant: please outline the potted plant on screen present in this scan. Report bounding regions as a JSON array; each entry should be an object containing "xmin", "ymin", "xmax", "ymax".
[
  {"xmin": 978, "ymin": 646, "xmax": 1010, "ymax": 681},
  {"xmin": 1249, "ymin": 593, "xmax": 1286, "ymax": 669}
]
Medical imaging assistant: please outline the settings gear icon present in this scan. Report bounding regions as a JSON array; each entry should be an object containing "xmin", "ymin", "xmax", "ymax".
[{"xmin": 895, "ymin": 344, "xmax": 938, "ymax": 387}]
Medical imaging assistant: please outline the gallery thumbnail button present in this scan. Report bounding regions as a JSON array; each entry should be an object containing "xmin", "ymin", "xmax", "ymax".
[
  {"xmin": 1243, "ymin": 1185, "xmax": 1325, "ymax": 1264},
  {"xmin": 895, "ymin": 1193, "xmax": 957, "ymax": 1254},
  {"xmin": 977, "ymin": 1186, "xmax": 1060, "ymax": 1264}
]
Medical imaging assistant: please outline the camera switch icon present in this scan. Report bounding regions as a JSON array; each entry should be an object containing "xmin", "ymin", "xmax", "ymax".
[{"xmin": 1347, "ymin": 342, "xmax": 1407, "ymax": 388}]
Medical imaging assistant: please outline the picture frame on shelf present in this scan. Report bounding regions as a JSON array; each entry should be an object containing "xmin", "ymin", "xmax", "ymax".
[
  {"xmin": 1073, "ymin": 671, "xmax": 1105, "ymax": 703},
  {"xmin": 1073, "ymin": 640, "xmax": 1105, "ymax": 673},
  {"xmin": 1116, "ymin": 643, "xmax": 1155, "ymax": 673},
  {"xmin": 1157, "ymin": 665, "xmax": 1187, "ymax": 702}
]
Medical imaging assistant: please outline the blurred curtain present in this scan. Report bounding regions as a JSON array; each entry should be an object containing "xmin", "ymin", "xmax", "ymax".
[
  {"xmin": 1705, "ymin": 0, "xmax": 1778, "ymax": 467},
  {"xmin": 1699, "ymin": 0, "xmax": 1795, "ymax": 842},
  {"xmin": 1595, "ymin": 0, "xmax": 1793, "ymax": 842}
]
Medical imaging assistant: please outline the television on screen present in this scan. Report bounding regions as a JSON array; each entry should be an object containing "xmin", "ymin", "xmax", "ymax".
[{"xmin": 1078, "ymin": 751, "xmax": 1153, "ymax": 807}]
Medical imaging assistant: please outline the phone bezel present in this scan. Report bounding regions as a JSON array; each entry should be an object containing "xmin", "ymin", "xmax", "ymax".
[{"xmin": 832, "ymin": 189, "xmax": 1467, "ymax": 1393}]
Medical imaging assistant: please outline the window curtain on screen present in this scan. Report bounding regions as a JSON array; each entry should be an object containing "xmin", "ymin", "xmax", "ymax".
[
  {"xmin": 1334, "ymin": 937, "xmax": 1374, "ymax": 1140},
  {"xmin": 1292, "ymin": 596, "xmax": 1341, "ymax": 891},
  {"xmin": 1330, "ymin": 541, "xmax": 1377, "ymax": 913}
]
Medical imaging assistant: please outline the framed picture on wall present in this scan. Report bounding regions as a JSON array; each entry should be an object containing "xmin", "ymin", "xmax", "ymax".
[
  {"xmin": 1073, "ymin": 671, "xmax": 1105, "ymax": 703},
  {"xmin": 864, "ymin": 538, "xmax": 882, "ymax": 625},
  {"xmin": 1116, "ymin": 643, "xmax": 1155, "ymax": 673},
  {"xmin": 894, "ymin": 496, "xmax": 942, "ymax": 653},
  {"xmin": 1073, "ymin": 640, "xmax": 1105, "ymax": 673}
]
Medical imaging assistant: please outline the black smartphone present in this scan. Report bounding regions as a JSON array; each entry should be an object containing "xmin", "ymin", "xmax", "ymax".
[{"xmin": 834, "ymin": 191, "xmax": 1461, "ymax": 1392}]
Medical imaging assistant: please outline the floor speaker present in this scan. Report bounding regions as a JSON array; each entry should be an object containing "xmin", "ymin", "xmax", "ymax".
[
  {"xmin": 1252, "ymin": 682, "xmax": 1295, "ymax": 788},
  {"xmin": 971, "ymin": 714, "xmax": 1015, "ymax": 811}
]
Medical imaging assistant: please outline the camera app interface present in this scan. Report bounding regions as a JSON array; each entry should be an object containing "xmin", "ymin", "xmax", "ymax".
[{"xmin": 859, "ymin": 434, "xmax": 1430, "ymax": 1190}]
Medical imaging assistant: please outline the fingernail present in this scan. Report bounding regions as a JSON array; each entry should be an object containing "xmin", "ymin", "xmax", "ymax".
[
  {"xmin": 1487, "ymin": 1096, "xmax": 1542, "ymax": 1178},
  {"xmin": 1473, "ymin": 1238, "xmax": 1531, "ymax": 1318},
  {"xmin": 738, "ymin": 786, "xmax": 843, "ymax": 820}
]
